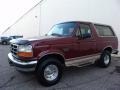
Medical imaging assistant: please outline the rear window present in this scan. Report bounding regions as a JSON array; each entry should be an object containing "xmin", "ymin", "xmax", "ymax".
[{"xmin": 94, "ymin": 25, "xmax": 115, "ymax": 36}]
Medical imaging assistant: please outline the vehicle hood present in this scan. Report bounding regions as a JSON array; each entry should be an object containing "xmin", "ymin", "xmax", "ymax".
[
  {"xmin": 10, "ymin": 36, "xmax": 64, "ymax": 45},
  {"xmin": 27, "ymin": 36, "xmax": 57, "ymax": 41}
]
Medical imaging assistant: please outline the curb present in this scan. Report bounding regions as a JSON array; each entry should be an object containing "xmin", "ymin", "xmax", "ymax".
[{"xmin": 112, "ymin": 54, "xmax": 120, "ymax": 58}]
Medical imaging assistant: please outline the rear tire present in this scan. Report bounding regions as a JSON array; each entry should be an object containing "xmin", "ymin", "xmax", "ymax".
[
  {"xmin": 36, "ymin": 58, "xmax": 63, "ymax": 86},
  {"xmin": 97, "ymin": 51, "xmax": 111, "ymax": 68}
]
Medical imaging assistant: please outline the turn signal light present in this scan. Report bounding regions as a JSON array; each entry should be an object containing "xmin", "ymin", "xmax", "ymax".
[{"xmin": 17, "ymin": 52, "xmax": 33, "ymax": 57}]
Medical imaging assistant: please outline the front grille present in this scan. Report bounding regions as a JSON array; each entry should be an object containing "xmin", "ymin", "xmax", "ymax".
[{"xmin": 10, "ymin": 44, "xmax": 18, "ymax": 55}]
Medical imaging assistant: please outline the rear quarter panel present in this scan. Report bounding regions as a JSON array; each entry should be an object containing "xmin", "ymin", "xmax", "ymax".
[
  {"xmin": 95, "ymin": 36, "xmax": 118, "ymax": 53},
  {"xmin": 91, "ymin": 23, "xmax": 118, "ymax": 53}
]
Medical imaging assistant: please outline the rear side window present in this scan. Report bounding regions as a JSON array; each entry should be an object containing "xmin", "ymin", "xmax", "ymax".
[{"xmin": 95, "ymin": 25, "xmax": 115, "ymax": 36}]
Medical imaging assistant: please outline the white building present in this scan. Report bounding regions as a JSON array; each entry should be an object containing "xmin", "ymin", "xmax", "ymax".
[{"xmin": 3, "ymin": 0, "xmax": 120, "ymax": 48}]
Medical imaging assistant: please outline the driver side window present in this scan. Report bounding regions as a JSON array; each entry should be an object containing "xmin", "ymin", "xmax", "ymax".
[
  {"xmin": 76, "ymin": 23, "xmax": 92, "ymax": 38},
  {"xmin": 80, "ymin": 24, "xmax": 91, "ymax": 38}
]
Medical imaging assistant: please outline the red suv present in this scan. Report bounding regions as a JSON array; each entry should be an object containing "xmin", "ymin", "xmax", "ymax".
[{"xmin": 8, "ymin": 21, "xmax": 118, "ymax": 86}]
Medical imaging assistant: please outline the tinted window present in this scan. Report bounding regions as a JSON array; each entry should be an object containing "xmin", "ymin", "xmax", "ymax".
[
  {"xmin": 95, "ymin": 25, "xmax": 115, "ymax": 36},
  {"xmin": 1, "ymin": 37, "xmax": 8, "ymax": 39},
  {"xmin": 10, "ymin": 36, "xmax": 23, "ymax": 39}
]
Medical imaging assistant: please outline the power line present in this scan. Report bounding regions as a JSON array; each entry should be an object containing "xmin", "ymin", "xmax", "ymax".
[{"xmin": 2, "ymin": 0, "xmax": 45, "ymax": 34}]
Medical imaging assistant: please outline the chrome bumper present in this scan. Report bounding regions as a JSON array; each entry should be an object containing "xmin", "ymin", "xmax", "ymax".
[{"xmin": 8, "ymin": 53, "xmax": 37, "ymax": 72}]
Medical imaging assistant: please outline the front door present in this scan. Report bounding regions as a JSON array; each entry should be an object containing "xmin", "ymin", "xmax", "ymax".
[{"xmin": 76, "ymin": 23, "xmax": 97, "ymax": 57}]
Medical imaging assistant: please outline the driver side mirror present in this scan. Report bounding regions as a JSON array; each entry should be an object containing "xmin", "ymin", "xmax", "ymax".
[{"xmin": 76, "ymin": 33, "xmax": 81, "ymax": 39}]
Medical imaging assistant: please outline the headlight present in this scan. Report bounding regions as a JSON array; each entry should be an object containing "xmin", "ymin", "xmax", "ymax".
[
  {"xmin": 18, "ymin": 45, "xmax": 32, "ymax": 52},
  {"xmin": 17, "ymin": 45, "xmax": 33, "ymax": 57}
]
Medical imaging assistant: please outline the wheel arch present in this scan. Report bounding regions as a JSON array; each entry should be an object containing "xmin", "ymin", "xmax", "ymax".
[
  {"xmin": 35, "ymin": 53, "xmax": 65, "ymax": 71},
  {"xmin": 103, "ymin": 46, "xmax": 113, "ymax": 53}
]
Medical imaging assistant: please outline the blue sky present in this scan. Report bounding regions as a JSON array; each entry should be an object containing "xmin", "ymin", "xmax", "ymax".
[{"xmin": 0, "ymin": 0, "xmax": 40, "ymax": 34}]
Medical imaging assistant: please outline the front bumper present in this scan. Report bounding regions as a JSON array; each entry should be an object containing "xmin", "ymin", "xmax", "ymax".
[{"xmin": 8, "ymin": 53, "xmax": 37, "ymax": 72}]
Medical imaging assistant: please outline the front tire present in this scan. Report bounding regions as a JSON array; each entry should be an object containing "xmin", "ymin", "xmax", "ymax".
[
  {"xmin": 97, "ymin": 51, "xmax": 111, "ymax": 68},
  {"xmin": 2, "ymin": 41, "xmax": 7, "ymax": 45},
  {"xmin": 36, "ymin": 58, "xmax": 63, "ymax": 86}
]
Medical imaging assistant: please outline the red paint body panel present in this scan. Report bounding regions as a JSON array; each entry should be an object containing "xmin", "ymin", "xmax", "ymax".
[{"xmin": 25, "ymin": 21, "xmax": 118, "ymax": 62}]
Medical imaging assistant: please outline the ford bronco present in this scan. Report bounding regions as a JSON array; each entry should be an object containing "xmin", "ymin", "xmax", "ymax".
[{"xmin": 8, "ymin": 21, "xmax": 118, "ymax": 86}]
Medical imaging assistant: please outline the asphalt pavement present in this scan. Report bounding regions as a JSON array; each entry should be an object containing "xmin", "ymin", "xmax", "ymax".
[{"xmin": 0, "ymin": 45, "xmax": 120, "ymax": 90}]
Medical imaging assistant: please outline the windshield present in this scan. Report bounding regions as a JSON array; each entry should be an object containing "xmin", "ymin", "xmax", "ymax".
[{"xmin": 47, "ymin": 22, "xmax": 76, "ymax": 36}]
